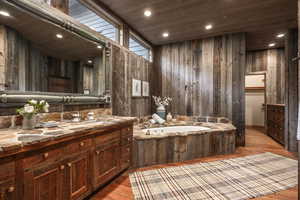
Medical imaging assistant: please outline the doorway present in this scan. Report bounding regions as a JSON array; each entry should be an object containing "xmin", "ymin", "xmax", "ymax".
[{"xmin": 245, "ymin": 73, "xmax": 266, "ymax": 130}]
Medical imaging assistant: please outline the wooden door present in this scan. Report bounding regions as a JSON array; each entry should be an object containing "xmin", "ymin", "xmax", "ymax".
[
  {"xmin": 65, "ymin": 153, "xmax": 89, "ymax": 200},
  {"xmin": 93, "ymin": 141, "xmax": 120, "ymax": 187},
  {"xmin": 0, "ymin": 179, "xmax": 16, "ymax": 200},
  {"xmin": 24, "ymin": 164, "xmax": 64, "ymax": 200}
]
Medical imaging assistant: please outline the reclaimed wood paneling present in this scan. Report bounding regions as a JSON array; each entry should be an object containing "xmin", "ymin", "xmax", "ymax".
[
  {"xmin": 112, "ymin": 44, "xmax": 152, "ymax": 117},
  {"xmin": 246, "ymin": 49, "xmax": 285, "ymax": 104},
  {"xmin": 285, "ymin": 29, "xmax": 298, "ymax": 152},
  {"xmin": 153, "ymin": 33, "xmax": 246, "ymax": 146},
  {"xmin": 0, "ymin": 25, "xmax": 7, "ymax": 91}
]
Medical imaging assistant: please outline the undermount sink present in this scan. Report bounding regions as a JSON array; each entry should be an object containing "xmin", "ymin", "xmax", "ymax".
[{"xmin": 18, "ymin": 135, "xmax": 50, "ymax": 143}]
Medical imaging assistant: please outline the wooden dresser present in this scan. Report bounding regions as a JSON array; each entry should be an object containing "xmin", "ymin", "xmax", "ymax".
[
  {"xmin": 0, "ymin": 123, "xmax": 133, "ymax": 200},
  {"xmin": 266, "ymin": 104, "xmax": 285, "ymax": 145}
]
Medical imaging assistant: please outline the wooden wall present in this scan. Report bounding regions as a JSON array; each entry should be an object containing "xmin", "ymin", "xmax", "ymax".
[
  {"xmin": 246, "ymin": 49, "xmax": 285, "ymax": 104},
  {"xmin": 153, "ymin": 33, "xmax": 246, "ymax": 146},
  {"xmin": 111, "ymin": 44, "xmax": 152, "ymax": 117},
  {"xmin": 285, "ymin": 29, "xmax": 298, "ymax": 153}
]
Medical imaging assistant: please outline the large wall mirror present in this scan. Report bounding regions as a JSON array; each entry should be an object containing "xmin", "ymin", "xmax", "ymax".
[{"xmin": 0, "ymin": 0, "xmax": 112, "ymax": 105}]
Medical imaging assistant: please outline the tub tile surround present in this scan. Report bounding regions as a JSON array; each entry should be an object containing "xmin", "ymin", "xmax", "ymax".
[
  {"xmin": 132, "ymin": 119, "xmax": 236, "ymax": 168},
  {"xmin": 0, "ymin": 114, "xmax": 135, "ymax": 154}
]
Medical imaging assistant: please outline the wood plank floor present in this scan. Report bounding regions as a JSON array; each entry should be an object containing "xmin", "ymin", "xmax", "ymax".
[{"xmin": 90, "ymin": 128, "xmax": 298, "ymax": 200}]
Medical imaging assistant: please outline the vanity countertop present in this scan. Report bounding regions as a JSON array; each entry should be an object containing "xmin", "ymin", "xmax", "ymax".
[{"xmin": 0, "ymin": 115, "xmax": 136, "ymax": 157}]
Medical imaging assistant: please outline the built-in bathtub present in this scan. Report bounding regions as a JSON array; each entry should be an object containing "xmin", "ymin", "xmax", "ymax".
[{"xmin": 132, "ymin": 118, "xmax": 236, "ymax": 168}]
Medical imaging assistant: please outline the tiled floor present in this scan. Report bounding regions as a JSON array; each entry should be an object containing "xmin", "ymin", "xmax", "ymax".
[{"xmin": 91, "ymin": 128, "xmax": 298, "ymax": 200}]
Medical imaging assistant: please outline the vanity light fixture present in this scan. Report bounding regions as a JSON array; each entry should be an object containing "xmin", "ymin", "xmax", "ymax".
[
  {"xmin": 56, "ymin": 33, "xmax": 63, "ymax": 39},
  {"xmin": 0, "ymin": 10, "xmax": 10, "ymax": 17},
  {"xmin": 97, "ymin": 45, "xmax": 103, "ymax": 49},
  {"xmin": 205, "ymin": 24, "xmax": 213, "ymax": 30},
  {"xmin": 276, "ymin": 33, "xmax": 285, "ymax": 38},
  {"xmin": 269, "ymin": 43, "xmax": 276, "ymax": 47},
  {"xmin": 144, "ymin": 10, "xmax": 152, "ymax": 17},
  {"xmin": 88, "ymin": 60, "xmax": 93, "ymax": 64},
  {"xmin": 162, "ymin": 32, "xmax": 169, "ymax": 38}
]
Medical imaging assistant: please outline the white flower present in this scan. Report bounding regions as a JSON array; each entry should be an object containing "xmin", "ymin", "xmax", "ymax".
[
  {"xmin": 29, "ymin": 100, "xmax": 37, "ymax": 105},
  {"xmin": 40, "ymin": 100, "xmax": 45, "ymax": 104},
  {"xmin": 24, "ymin": 104, "xmax": 34, "ymax": 113},
  {"xmin": 43, "ymin": 102, "xmax": 50, "ymax": 113}
]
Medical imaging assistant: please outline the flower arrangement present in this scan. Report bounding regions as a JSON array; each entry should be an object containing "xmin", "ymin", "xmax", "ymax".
[
  {"xmin": 17, "ymin": 100, "xmax": 50, "ymax": 119},
  {"xmin": 152, "ymin": 96, "xmax": 172, "ymax": 107}
]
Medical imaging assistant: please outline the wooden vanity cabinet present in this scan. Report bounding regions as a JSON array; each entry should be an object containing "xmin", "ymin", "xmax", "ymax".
[
  {"xmin": 92, "ymin": 131, "xmax": 121, "ymax": 188},
  {"xmin": 0, "ymin": 123, "xmax": 134, "ymax": 200}
]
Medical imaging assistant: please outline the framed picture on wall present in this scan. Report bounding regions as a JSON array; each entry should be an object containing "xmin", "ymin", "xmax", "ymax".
[
  {"xmin": 132, "ymin": 79, "xmax": 142, "ymax": 97},
  {"xmin": 142, "ymin": 81, "xmax": 149, "ymax": 97}
]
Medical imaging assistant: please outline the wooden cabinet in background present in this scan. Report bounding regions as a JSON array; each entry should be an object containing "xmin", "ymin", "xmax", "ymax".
[
  {"xmin": 0, "ymin": 179, "xmax": 16, "ymax": 200},
  {"xmin": 266, "ymin": 104, "xmax": 285, "ymax": 145}
]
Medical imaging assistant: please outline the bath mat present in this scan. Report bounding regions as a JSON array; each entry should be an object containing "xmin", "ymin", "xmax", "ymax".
[{"xmin": 129, "ymin": 152, "xmax": 298, "ymax": 200}]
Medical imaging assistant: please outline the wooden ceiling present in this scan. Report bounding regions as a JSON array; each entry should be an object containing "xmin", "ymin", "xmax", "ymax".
[{"xmin": 94, "ymin": 0, "xmax": 297, "ymax": 50}]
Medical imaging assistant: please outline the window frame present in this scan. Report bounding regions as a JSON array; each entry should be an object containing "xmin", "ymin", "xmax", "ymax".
[{"xmin": 129, "ymin": 32, "xmax": 152, "ymax": 61}]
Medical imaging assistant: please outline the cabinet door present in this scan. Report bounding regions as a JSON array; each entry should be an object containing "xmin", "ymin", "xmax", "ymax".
[
  {"xmin": 65, "ymin": 153, "xmax": 89, "ymax": 200},
  {"xmin": 0, "ymin": 179, "xmax": 16, "ymax": 200},
  {"xmin": 24, "ymin": 164, "xmax": 63, "ymax": 200},
  {"xmin": 93, "ymin": 141, "xmax": 120, "ymax": 187}
]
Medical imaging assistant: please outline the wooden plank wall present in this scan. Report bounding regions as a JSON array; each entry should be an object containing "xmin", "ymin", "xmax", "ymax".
[
  {"xmin": 246, "ymin": 49, "xmax": 285, "ymax": 104},
  {"xmin": 153, "ymin": 33, "xmax": 246, "ymax": 146},
  {"xmin": 285, "ymin": 29, "xmax": 298, "ymax": 153},
  {"xmin": 111, "ymin": 44, "xmax": 152, "ymax": 117}
]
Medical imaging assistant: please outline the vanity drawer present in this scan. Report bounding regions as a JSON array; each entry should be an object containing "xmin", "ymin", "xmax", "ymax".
[
  {"xmin": 65, "ymin": 138, "xmax": 92, "ymax": 154},
  {"xmin": 95, "ymin": 131, "xmax": 120, "ymax": 145},
  {"xmin": 23, "ymin": 148, "xmax": 63, "ymax": 169},
  {"xmin": 122, "ymin": 127, "xmax": 133, "ymax": 137},
  {"xmin": 121, "ymin": 135, "xmax": 132, "ymax": 146}
]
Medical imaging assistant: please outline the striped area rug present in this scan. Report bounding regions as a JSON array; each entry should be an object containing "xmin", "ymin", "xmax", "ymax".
[{"xmin": 129, "ymin": 152, "xmax": 298, "ymax": 200}]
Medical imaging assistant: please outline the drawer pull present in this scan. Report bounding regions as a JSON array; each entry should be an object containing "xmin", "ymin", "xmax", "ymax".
[
  {"xmin": 127, "ymin": 160, "xmax": 130, "ymax": 163},
  {"xmin": 68, "ymin": 163, "xmax": 72, "ymax": 167},
  {"xmin": 127, "ymin": 128, "xmax": 130, "ymax": 131},
  {"xmin": 127, "ymin": 148, "xmax": 130, "ymax": 152},
  {"xmin": 127, "ymin": 138, "xmax": 131, "ymax": 141},
  {"xmin": 80, "ymin": 142, "xmax": 85, "ymax": 147},
  {"xmin": 43, "ymin": 153, "xmax": 49, "ymax": 159},
  {"xmin": 96, "ymin": 151, "xmax": 100, "ymax": 155},
  {"xmin": 7, "ymin": 187, "xmax": 14, "ymax": 193},
  {"xmin": 60, "ymin": 165, "xmax": 65, "ymax": 170}
]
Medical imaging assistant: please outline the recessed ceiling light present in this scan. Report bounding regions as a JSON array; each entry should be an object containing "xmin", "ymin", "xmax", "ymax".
[
  {"xmin": 144, "ymin": 10, "xmax": 152, "ymax": 17},
  {"xmin": 205, "ymin": 24, "xmax": 213, "ymax": 30},
  {"xmin": 277, "ymin": 33, "xmax": 285, "ymax": 38},
  {"xmin": 162, "ymin": 32, "xmax": 169, "ymax": 38},
  {"xmin": 97, "ymin": 45, "xmax": 102, "ymax": 49},
  {"xmin": 0, "ymin": 11, "xmax": 10, "ymax": 17},
  {"xmin": 56, "ymin": 34, "xmax": 63, "ymax": 39},
  {"xmin": 269, "ymin": 43, "xmax": 276, "ymax": 47}
]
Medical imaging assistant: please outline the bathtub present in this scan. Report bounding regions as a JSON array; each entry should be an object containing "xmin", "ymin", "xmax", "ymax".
[{"xmin": 143, "ymin": 126, "xmax": 210, "ymax": 135}]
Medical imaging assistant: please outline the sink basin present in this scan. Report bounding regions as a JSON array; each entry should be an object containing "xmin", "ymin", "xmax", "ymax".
[{"xmin": 18, "ymin": 135, "xmax": 51, "ymax": 144}]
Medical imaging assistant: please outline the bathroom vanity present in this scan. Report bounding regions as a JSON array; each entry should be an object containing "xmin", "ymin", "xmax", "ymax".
[{"xmin": 0, "ymin": 116, "xmax": 135, "ymax": 200}]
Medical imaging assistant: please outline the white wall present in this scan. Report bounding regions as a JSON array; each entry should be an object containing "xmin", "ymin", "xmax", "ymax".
[{"xmin": 245, "ymin": 75, "xmax": 265, "ymax": 127}]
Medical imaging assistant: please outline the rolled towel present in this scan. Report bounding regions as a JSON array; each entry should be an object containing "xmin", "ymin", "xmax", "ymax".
[{"xmin": 152, "ymin": 114, "xmax": 165, "ymax": 124}]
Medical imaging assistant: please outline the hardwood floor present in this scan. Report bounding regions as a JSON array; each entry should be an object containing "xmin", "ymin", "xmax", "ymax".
[{"xmin": 90, "ymin": 128, "xmax": 298, "ymax": 200}]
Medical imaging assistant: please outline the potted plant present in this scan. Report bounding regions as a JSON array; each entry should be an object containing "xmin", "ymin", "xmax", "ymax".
[
  {"xmin": 152, "ymin": 96, "xmax": 172, "ymax": 119},
  {"xmin": 16, "ymin": 100, "xmax": 50, "ymax": 130}
]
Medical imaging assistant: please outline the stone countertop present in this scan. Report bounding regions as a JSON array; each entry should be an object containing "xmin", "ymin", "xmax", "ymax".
[
  {"xmin": 0, "ymin": 115, "xmax": 136, "ymax": 155},
  {"xmin": 133, "ymin": 120, "xmax": 236, "ymax": 140}
]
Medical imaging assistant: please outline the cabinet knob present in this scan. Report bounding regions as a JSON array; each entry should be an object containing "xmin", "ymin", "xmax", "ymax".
[
  {"xmin": 127, "ymin": 138, "xmax": 131, "ymax": 141},
  {"xmin": 127, "ymin": 160, "xmax": 130, "ymax": 163},
  {"xmin": 127, "ymin": 148, "xmax": 130, "ymax": 152},
  {"xmin": 60, "ymin": 165, "xmax": 65, "ymax": 170},
  {"xmin": 96, "ymin": 150, "xmax": 100, "ymax": 155},
  {"xmin": 8, "ymin": 186, "xmax": 15, "ymax": 193},
  {"xmin": 80, "ymin": 142, "xmax": 85, "ymax": 147},
  {"xmin": 68, "ymin": 163, "xmax": 72, "ymax": 167},
  {"xmin": 127, "ymin": 128, "xmax": 130, "ymax": 131},
  {"xmin": 43, "ymin": 153, "xmax": 49, "ymax": 159}
]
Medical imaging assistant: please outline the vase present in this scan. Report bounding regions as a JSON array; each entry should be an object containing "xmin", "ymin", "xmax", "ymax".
[
  {"xmin": 22, "ymin": 115, "xmax": 36, "ymax": 130},
  {"xmin": 156, "ymin": 105, "xmax": 166, "ymax": 119}
]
